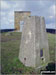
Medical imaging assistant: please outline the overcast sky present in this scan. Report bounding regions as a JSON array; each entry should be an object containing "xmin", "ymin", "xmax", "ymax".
[{"xmin": 0, "ymin": 0, "xmax": 56, "ymax": 30}]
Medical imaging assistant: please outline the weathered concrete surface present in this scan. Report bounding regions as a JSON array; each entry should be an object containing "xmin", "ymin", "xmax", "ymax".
[
  {"xmin": 19, "ymin": 16, "xmax": 49, "ymax": 68},
  {"xmin": 14, "ymin": 11, "xmax": 31, "ymax": 30}
]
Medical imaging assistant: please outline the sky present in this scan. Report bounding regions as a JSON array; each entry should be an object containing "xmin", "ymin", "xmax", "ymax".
[{"xmin": 0, "ymin": 0, "xmax": 56, "ymax": 31}]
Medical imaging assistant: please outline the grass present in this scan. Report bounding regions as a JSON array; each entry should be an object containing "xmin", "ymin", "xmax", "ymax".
[
  {"xmin": 1, "ymin": 32, "xmax": 56, "ymax": 74},
  {"xmin": 48, "ymin": 33, "xmax": 55, "ymax": 61}
]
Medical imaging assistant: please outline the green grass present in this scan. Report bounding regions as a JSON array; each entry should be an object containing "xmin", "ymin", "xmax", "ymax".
[
  {"xmin": 1, "ymin": 32, "xmax": 34, "ymax": 74},
  {"xmin": 47, "ymin": 33, "xmax": 55, "ymax": 61},
  {"xmin": 1, "ymin": 32, "xmax": 56, "ymax": 74}
]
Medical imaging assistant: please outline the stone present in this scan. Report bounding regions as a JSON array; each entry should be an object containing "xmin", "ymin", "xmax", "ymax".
[
  {"xmin": 14, "ymin": 11, "xmax": 31, "ymax": 30},
  {"xmin": 19, "ymin": 16, "xmax": 49, "ymax": 68}
]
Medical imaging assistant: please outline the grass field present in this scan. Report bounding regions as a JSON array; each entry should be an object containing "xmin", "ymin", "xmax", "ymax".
[{"xmin": 1, "ymin": 32, "xmax": 55, "ymax": 74}]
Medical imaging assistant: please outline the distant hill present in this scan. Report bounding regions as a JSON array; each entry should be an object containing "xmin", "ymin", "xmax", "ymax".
[
  {"xmin": 0, "ymin": 29, "xmax": 56, "ymax": 34},
  {"xmin": 0, "ymin": 29, "xmax": 15, "ymax": 33},
  {"xmin": 46, "ymin": 29, "xmax": 56, "ymax": 34}
]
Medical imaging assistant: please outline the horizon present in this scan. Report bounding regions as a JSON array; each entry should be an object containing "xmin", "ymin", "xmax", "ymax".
[{"xmin": 1, "ymin": 0, "xmax": 56, "ymax": 31}]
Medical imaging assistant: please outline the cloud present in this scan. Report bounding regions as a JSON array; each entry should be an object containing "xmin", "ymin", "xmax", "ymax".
[
  {"xmin": 1, "ymin": 0, "xmax": 10, "ymax": 10},
  {"xmin": 1, "ymin": 0, "xmax": 26, "ymax": 29},
  {"xmin": 1, "ymin": 15, "xmax": 14, "ymax": 29},
  {"xmin": 49, "ymin": 5, "xmax": 56, "ymax": 16},
  {"xmin": 1, "ymin": 11, "xmax": 6, "ymax": 16},
  {"xmin": 14, "ymin": 1, "xmax": 26, "ymax": 8},
  {"xmin": 46, "ymin": 23, "xmax": 55, "ymax": 29},
  {"xmin": 7, "ymin": 11, "xmax": 14, "ymax": 24},
  {"xmin": 48, "ymin": 16, "xmax": 54, "ymax": 19},
  {"xmin": 1, "ymin": 10, "xmax": 14, "ymax": 29},
  {"xmin": 1, "ymin": 0, "xmax": 55, "ymax": 29},
  {"xmin": 7, "ymin": 0, "xmax": 26, "ymax": 11},
  {"xmin": 8, "ymin": 11, "xmax": 14, "ymax": 18}
]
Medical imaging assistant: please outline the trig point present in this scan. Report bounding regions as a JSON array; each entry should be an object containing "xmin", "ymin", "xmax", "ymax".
[{"xmin": 19, "ymin": 16, "xmax": 49, "ymax": 68}]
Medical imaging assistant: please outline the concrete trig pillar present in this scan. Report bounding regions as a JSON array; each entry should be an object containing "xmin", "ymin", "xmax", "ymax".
[{"xmin": 19, "ymin": 16, "xmax": 49, "ymax": 68}]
